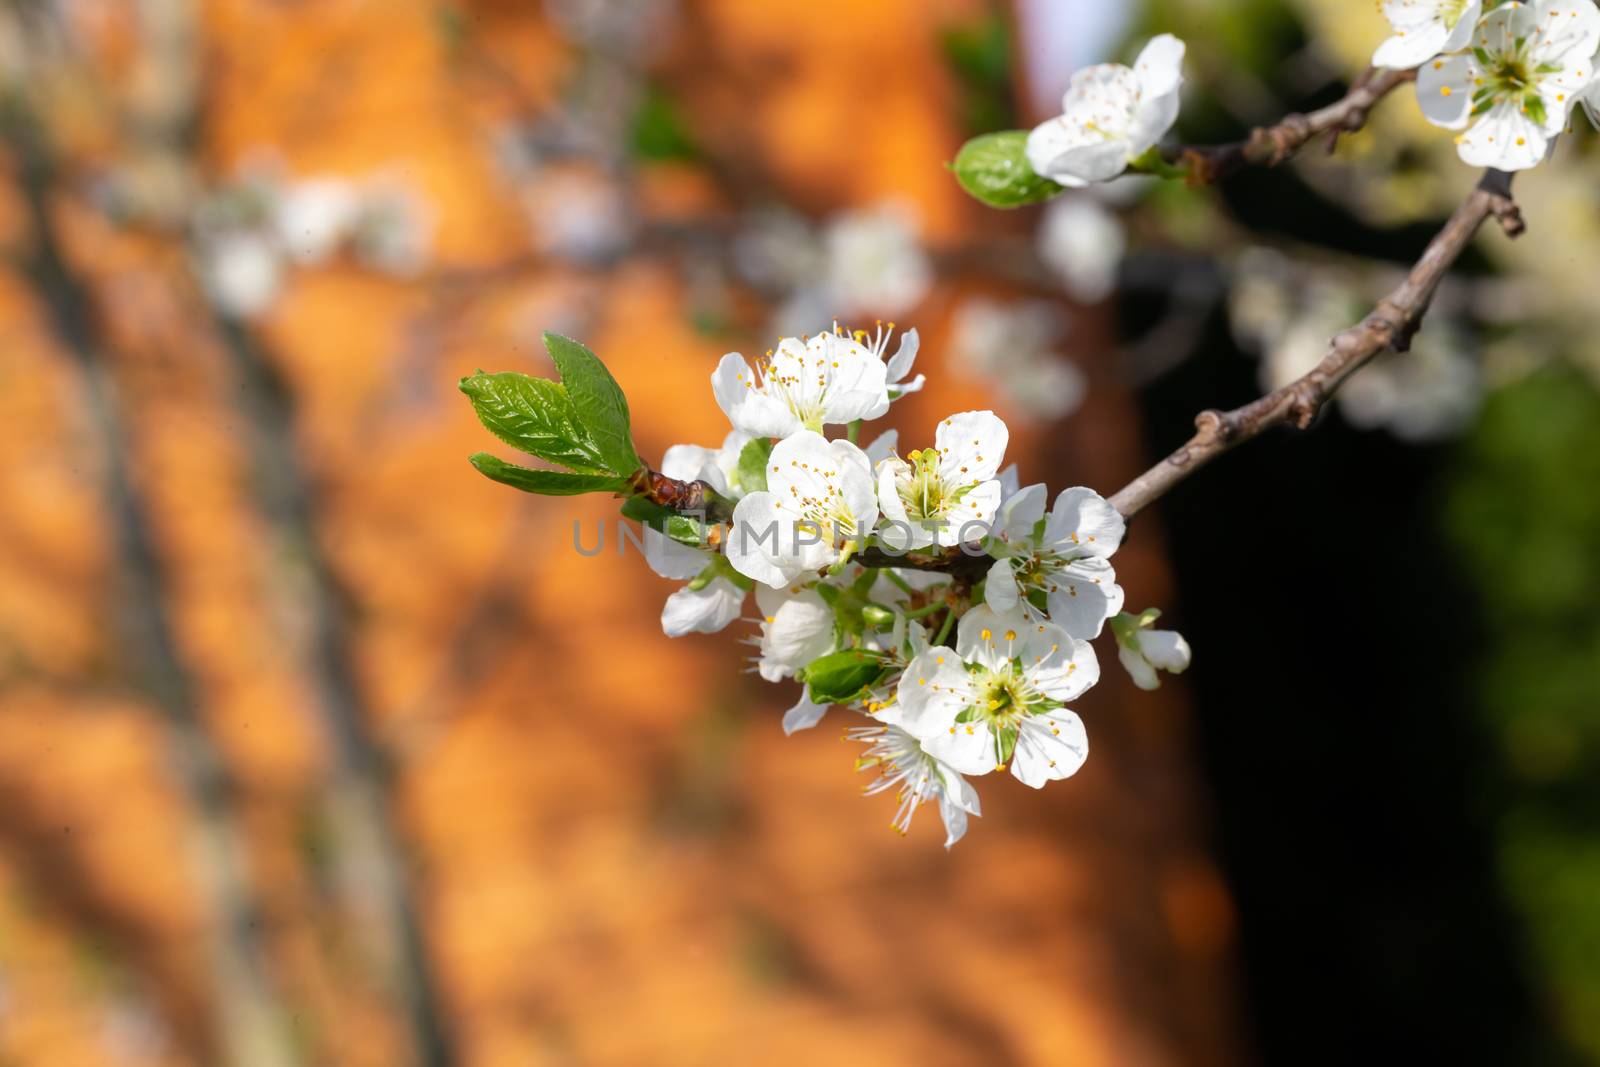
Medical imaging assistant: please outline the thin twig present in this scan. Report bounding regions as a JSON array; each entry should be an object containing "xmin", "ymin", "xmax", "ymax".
[
  {"xmin": 1178, "ymin": 67, "xmax": 1417, "ymax": 183},
  {"xmin": 1108, "ymin": 169, "xmax": 1521, "ymax": 519}
]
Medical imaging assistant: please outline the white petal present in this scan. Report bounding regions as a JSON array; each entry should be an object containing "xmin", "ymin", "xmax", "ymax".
[
  {"xmin": 756, "ymin": 583, "xmax": 834, "ymax": 681},
  {"xmin": 955, "ymin": 604, "xmax": 1033, "ymax": 672},
  {"xmin": 1010, "ymin": 711, "xmax": 1088, "ymax": 788},
  {"xmin": 937, "ymin": 795, "xmax": 971, "ymax": 849},
  {"xmin": 993, "ymin": 482, "xmax": 1047, "ymax": 543},
  {"xmin": 1044, "ymin": 487, "xmax": 1125, "ymax": 558},
  {"xmin": 924, "ymin": 720, "xmax": 1000, "ymax": 777},
  {"xmin": 895, "ymin": 650, "xmax": 975, "ymax": 738},
  {"xmin": 643, "ymin": 527, "xmax": 708, "ymax": 581},
  {"xmin": 862, "ymin": 428, "xmax": 900, "ymax": 467},
  {"xmin": 726, "ymin": 493, "xmax": 794, "ymax": 588},
  {"xmin": 1138, "ymin": 628, "xmax": 1192, "ymax": 673},
  {"xmin": 1415, "ymin": 53, "xmax": 1474, "ymax": 130},
  {"xmin": 781, "ymin": 691, "xmax": 830, "ymax": 734},
  {"xmin": 1458, "ymin": 103, "xmax": 1550, "ymax": 171},
  {"xmin": 1020, "ymin": 625, "xmax": 1100, "ymax": 702},
  {"xmin": 1373, "ymin": 20, "xmax": 1453, "ymax": 71},
  {"xmin": 996, "ymin": 464, "xmax": 1020, "ymax": 502},
  {"xmin": 1133, "ymin": 34, "xmax": 1186, "ymax": 97},
  {"xmin": 1043, "ymin": 557, "xmax": 1124, "ymax": 639},
  {"xmin": 809, "ymin": 333, "xmax": 892, "ymax": 425},
  {"xmin": 660, "ymin": 579, "xmax": 745, "ymax": 637},
  {"xmin": 934, "ymin": 479, "xmax": 1002, "ymax": 547},
  {"xmin": 712, "ymin": 352, "xmax": 800, "ymax": 438},
  {"xmin": 984, "ymin": 557, "xmax": 1023, "ymax": 614},
  {"xmin": 660, "ymin": 442, "xmax": 718, "ymax": 484},
  {"xmin": 934, "ymin": 410, "xmax": 1009, "ymax": 485},
  {"xmin": 1118, "ymin": 643, "xmax": 1162, "ymax": 691},
  {"xmin": 885, "ymin": 328, "xmax": 920, "ymax": 384}
]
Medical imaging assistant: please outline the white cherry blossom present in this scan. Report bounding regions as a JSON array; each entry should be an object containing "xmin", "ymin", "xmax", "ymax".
[
  {"xmin": 875, "ymin": 411, "xmax": 1010, "ymax": 550},
  {"xmin": 713, "ymin": 330, "xmax": 891, "ymax": 438},
  {"xmin": 1416, "ymin": 0, "xmax": 1600, "ymax": 170},
  {"xmin": 1025, "ymin": 34, "xmax": 1186, "ymax": 187},
  {"xmin": 848, "ymin": 722, "xmax": 981, "ymax": 847},
  {"xmin": 1373, "ymin": 0, "xmax": 1484, "ymax": 70},
  {"xmin": 985, "ymin": 486, "xmax": 1126, "ymax": 638},
  {"xmin": 895, "ymin": 606, "xmax": 1097, "ymax": 788},
  {"xmin": 726, "ymin": 432, "xmax": 879, "ymax": 587},
  {"xmin": 752, "ymin": 580, "xmax": 836, "ymax": 683}
]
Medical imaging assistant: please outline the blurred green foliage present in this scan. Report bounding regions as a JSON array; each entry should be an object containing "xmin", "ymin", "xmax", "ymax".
[
  {"xmin": 1448, "ymin": 367, "xmax": 1600, "ymax": 1059},
  {"xmin": 939, "ymin": 9, "xmax": 1016, "ymax": 136}
]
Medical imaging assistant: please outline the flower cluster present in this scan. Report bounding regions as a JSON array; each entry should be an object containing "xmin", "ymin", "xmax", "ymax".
[
  {"xmin": 639, "ymin": 324, "xmax": 1189, "ymax": 846},
  {"xmin": 1381, "ymin": 0, "xmax": 1600, "ymax": 170}
]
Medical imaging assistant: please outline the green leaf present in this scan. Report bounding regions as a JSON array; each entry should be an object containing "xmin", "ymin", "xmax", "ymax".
[
  {"xmin": 458, "ymin": 371, "xmax": 609, "ymax": 474},
  {"xmin": 951, "ymin": 130, "xmax": 1063, "ymax": 209},
  {"xmin": 734, "ymin": 437, "xmax": 775, "ymax": 495},
  {"xmin": 620, "ymin": 495, "xmax": 711, "ymax": 548},
  {"xmin": 469, "ymin": 453, "xmax": 628, "ymax": 496},
  {"xmin": 804, "ymin": 650, "xmax": 890, "ymax": 705},
  {"xmin": 544, "ymin": 332, "xmax": 643, "ymax": 477}
]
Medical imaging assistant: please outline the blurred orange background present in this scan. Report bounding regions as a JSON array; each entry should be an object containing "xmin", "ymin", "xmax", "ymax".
[{"xmin": 0, "ymin": 2, "xmax": 1239, "ymax": 1064}]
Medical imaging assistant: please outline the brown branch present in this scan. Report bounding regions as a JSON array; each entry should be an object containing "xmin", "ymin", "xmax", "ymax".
[
  {"xmin": 1109, "ymin": 169, "xmax": 1522, "ymax": 520},
  {"xmin": 1178, "ymin": 67, "xmax": 1416, "ymax": 183}
]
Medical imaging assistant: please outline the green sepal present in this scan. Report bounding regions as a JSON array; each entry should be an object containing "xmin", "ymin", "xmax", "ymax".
[
  {"xmin": 621, "ymin": 495, "xmax": 712, "ymax": 549},
  {"xmin": 803, "ymin": 650, "xmax": 891, "ymax": 705},
  {"xmin": 734, "ymin": 437, "xmax": 775, "ymax": 495}
]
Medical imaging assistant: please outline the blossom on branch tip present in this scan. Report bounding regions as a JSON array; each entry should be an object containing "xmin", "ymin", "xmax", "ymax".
[
  {"xmin": 875, "ymin": 411, "xmax": 1010, "ymax": 550},
  {"xmin": 1111, "ymin": 610, "xmax": 1192, "ymax": 691},
  {"xmin": 1373, "ymin": 0, "xmax": 1484, "ymax": 70},
  {"xmin": 713, "ymin": 330, "xmax": 891, "ymax": 437},
  {"xmin": 894, "ymin": 606, "xmax": 1097, "ymax": 788},
  {"xmin": 1416, "ymin": 0, "xmax": 1600, "ymax": 171},
  {"xmin": 1025, "ymin": 34, "xmax": 1186, "ymax": 187}
]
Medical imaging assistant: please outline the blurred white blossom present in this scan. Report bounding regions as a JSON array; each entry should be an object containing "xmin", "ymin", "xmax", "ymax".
[
  {"xmin": 1038, "ymin": 196, "xmax": 1125, "ymax": 303},
  {"xmin": 949, "ymin": 298, "xmax": 1086, "ymax": 422},
  {"xmin": 191, "ymin": 166, "xmax": 433, "ymax": 316},
  {"xmin": 1231, "ymin": 250, "xmax": 1480, "ymax": 441},
  {"xmin": 819, "ymin": 203, "xmax": 933, "ymax": 320}
]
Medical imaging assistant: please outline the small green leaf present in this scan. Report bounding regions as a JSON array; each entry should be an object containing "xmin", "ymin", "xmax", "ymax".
[
  {"xmin": 951, "ymin": 130, "xmax": 1063, "ymax": 209},
  {"xmin": 544, "ymin": 332, "xmax": 643, "ymax": 477},
  {"xmin": 734, "ymin": 437, "xmax": 775, "ymax": 495},
  {"xmin": 458, "ymin": 371, "xmax": 609, "ymax": 474},
  {"xmin": 470, "ymin": 453, "xmax": 628, "ymax": 496},
  {"xmin": 804, "ymin": 650, "xmax": 890, "ymax": 705},
  {"xmin": 620, "ymin": 495, "xmax": 712, "ymax": 548}
]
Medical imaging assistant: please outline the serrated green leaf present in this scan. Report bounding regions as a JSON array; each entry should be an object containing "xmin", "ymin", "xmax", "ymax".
[
  {"xmin": 951, "ymin": 130, "xmax": 1063, "ymax": 209},
  {"xmin": 734, "ymin": 437, "xmax": 775, "ymax": 495},
  {"xmin": 620, "ymin": 495, "xmax": 711, "ymax": 548},
  {"xmin": 470, "ymin": 453, "xmax": 628, "ymax": 496},
  {"xmin": 459, "ymin": 371, "xmax": 610, "ymax": 474},
  {"xmin": 544, "ymin": 333, "xmax": 642, "ymax": 477},
  {"xmin": 804, "ymin": 650, "xmax": 890, "ymax": 705}
]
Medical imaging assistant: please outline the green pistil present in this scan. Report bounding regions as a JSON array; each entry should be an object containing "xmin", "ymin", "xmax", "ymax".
[{"xmin": 1471, "ymin": 42, "xmax": 1558, "ymax": 126}]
